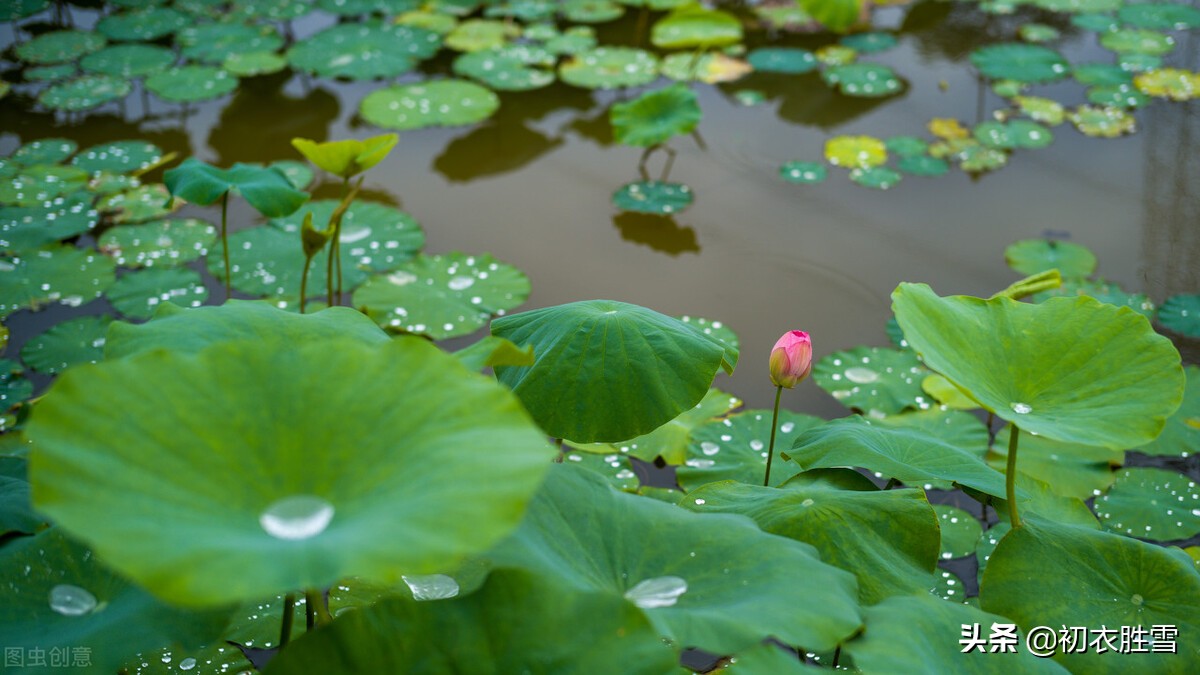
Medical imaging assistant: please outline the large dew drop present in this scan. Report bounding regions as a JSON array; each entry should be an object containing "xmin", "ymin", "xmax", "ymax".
[
  {"xmin": 1010, "ymin": 402, "xmax": 1033, "ymax": 415},
  {"xmin": 624, "ymin": 576, "xmax": 688, "ymax": 609},
  {"xmin": 259, "ymin": 495, "xmax": 335, "ymax": 540},
  {"xmin": 402, "ymin": 574, "xmax": 460, "ymax": 601},
  {"xmin": 447, "ymin": 275, "xmax": 475, "ymax": 291},
  {"xmin": 48, "ymin": 584, "xmax": 97, "ymax": 616},
  {"xmin": 845, "ymin": 367, "xmax": 879, "ymax": 384}
]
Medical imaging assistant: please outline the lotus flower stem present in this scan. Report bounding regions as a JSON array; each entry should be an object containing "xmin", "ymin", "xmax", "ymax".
[
  {"xmin": 306, "ymin": 588, "xmax": 332, "ymax": 626},
  {"xmin": 764, "ymin": 385, "xmax": 783, "ymax": 486},
  {"xmin": 336, "ymin": 177, "xmax": 349, "ymax": 305},
  {"xmin": 299, "ymin": 255, "xmax": 313, "ymax": 314},
  {"xmin": 634, "ymin": 7, "xmax": 648, "ymax": 46},
  {"xmin": 220, "ymin": 191, "xmax": 231, "ymax": 300},
  {"xmin": 280, "ymin": 593, "xmax": 296, "ymax": 647},
  {"xmin": 1006, "ymin": 425, "xmax": 1022, "ymax": 528}
]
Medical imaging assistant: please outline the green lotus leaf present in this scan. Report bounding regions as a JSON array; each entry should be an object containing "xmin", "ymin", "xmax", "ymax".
[
  {"xmin": 145, "ymin": 66, "xmax": 238, "ymax": 103},
  {"xmin": 930, "ymin": 567, "xmax": 969, "ymax": 603},
  {"xmin": 0, "ymin": 360, "xmax": 32, "ymax": 413},
  {"xmin": 487, "ymin": 0, "xmax": 555, "ymax": 22},
  {"xmin": 207, "ymin": 226, "xmax": 366, "ymax": 299},
  {"xmin": 576, "ymin": 387, "xmax": 742, "ymax": 464},
  {"xmin": 974, "ymin": 121, "xmax": 1015, "ymax": 149},
  {"xmin": 991, "ymin": 78, "xmax": 1027, "ymax": 98},
  {"xmin": 489, "ymin": 464, "xmax": 863, "ymax": 653},
  {"xmin": 559, "ymin": 47, "xmax": 659, "ymax": 89},
  {"xmin": 798, "ymin": 0, "xmax": 862, "ymax": 32},
  {"xmin": 1014, "ymin": 95, "xmax": 1065, "ymax": 125},
  {"xmin": 786, "ymin": 416, "xmax": 1012, "ymax": 499},
  {"xmin": 722, "ymin": 642, "xmax": 814, "ymax": 673},
  {"xmin": 541, "ymin": 25, "xmax": 597, "ymax": 54},
  {"xmin": 684, "ymin": 478, "xmax": 937, "ymax": 604},
  {"xmin": 0, "ymin": 247, "xmax": 116, "ymax": 318},
  {"xmin": 843, "ymin": 593, "xmax": 1070, "ymax": 674},
  {"xmin": 920, "ymin": 374, "xmax": 976, "ymax": 409},
  {"xmin": 1094, "ymin": 467, "xmax": 1200, "ymax": 542},
  {"xmin": 20, "ymin": 315, "xmax": 112, "ymax": 374},
  {"xmin": 840, "ymin": 31, "xmax": 897, "ymax": 53},
  {"xmin": 1, "ymin": 165, "xmax": 89, "ymax": 206},
  {"xmin": 991, "ymin": 470, "xmax": 1102, "ymax": 530},
  {"xmin": 79, "ymin": 44, "xmax": 174, "ymax": 79},
  {"xmin": 360, "ymin": 80, "xmax": 500, "ymax": 130},
  {"xmin": 1135, "ymin": 68, "xmax": 1200, "ymax": 101},
  {"xmin": 779, "ymin": 161, "xmax": 827, "ymax": 184},
  {"xmin": 676, "ymin": 409, "xmax": 822, "ymax": 489},
  {"xmin": 987, "ymin": 423, "xmax": 1122, "ymax": 501},
  {"xmin": 1101, "ymin": 28, "xmax": 1175, "ymax": 55},
  {"xmin": 610, "ymin": 84, "xmax": 702, "ymax": 148},
  {"xmin": 396, "ymin": 9, "xmax": 458, "ymax": 34},
  {"xmin": 445, "ymin": 19, "xmax": 518, "ymax": 52},
  {"xmin": 933, "ymin": 504, "xmax": 983, "ymax": 559},
  {"xmin": 897, "ymin": 154, "xmax": 949, "ymax": 177},
  {"xmin": 316, "ymin": 0, "xmax": 420, "ymax": 15},
  {"xmin": 0, "ymin": 528, "xmax": 229, "ymax": 674},
  {"xmin": 0, "ymin": 194, "xmax": 99, "ymax": 252},
  {"xmin": 24, "ymin": 63, "xmax": 76, "ymax": 83},
  {"xmin": 0, "ymin": 455, "xmax": 41, "ymax": 536},
  {"xmin": 2, "ymin": 0, "xmax": 48, "ymax": 20},
  {"xmin": 562, "ymin": 0, "xmax": 624, "ymax": 23},
  {"xmin": 1031, "ymin": 0, "xmax": 1120, "ymax": 11},
  {"xmin": 263, "ymin": 568, "xmax": 677, "ymax": 674},
  {"xmin": 1072, "ymin": 12, "xmax": 1119, "ymax": 31},
  {"xmin": 229, "ymin": 0, "xmax": 313, "ymax": 21},
  {"xmin": 266, "ymin": 160, "xmax": 313, "ymax": 191},
  {"xmin": 1019, "ymin": 22, "xmax": 1060, "ymax": 43},
  {"xmin": 1118, "ymin": 52, "xmax": 1164, "ymax": 71},
  {"xmin": 98, "ymin": 184, "xmax": 176, "ymax": 223},
  {"xmin": 660, "ymin": 51, "xmax": 752, "ymax": 83},
  {"xmin": 1119, "ymin": 3, "xmax": 1200, "ymax": 30},
  {"xmin": 11, "ymin": 138, "xmax": 76, "ymax": 167},
  {"xmin": 291, "ymin": 135, "xmax": 399, "ymax": 179},
  {"xmin": 165, "ymin": 159, "xmax": 307, "ymax": 217},
  {"xmin": 812, "ymin": 346, "xmax": 928, "ymax": 417},
  {"xmin": 453, "ymin": 335, "xmax": 534, "ymax": 371},
  {"xmin": 969, "ymin": 43, "xmax": 1069, "ymax": 83},
  {"xmin": 28, "ymin": 335, "xmax": 556, "ymax": 606},
  {"xmin": 177, "ymin": 22, "xmax": 283, "ymax": 65},
  {"xmin": 1158, "ymin": 294, "xmax": 1200, "ymax": 337},
  {"xmin": 816, "ymin": 44, "xmax": 857, "ymax": 65},
  {"xmin": 452, "ymin": 47, "xmax": 555, "ymax": 91},
  {"xmin": 71, "ymin": 140, "xmax": 163, "ymax": 176},
  {"xmin": 746, "ymin": 47, "xmax": 817, "ymax": 74},
  {"xmin": 1074, "ymin": 62, "xmax": 1133, "ymax": 86},
  {"xmin": 38, "ymin": 74, "xmax": 131, "ymax": 112},
  {"xmin": 1005, "ymin": 119, "xmax": 1054, "ymax": 148},
  {"xmin": 885, "ymin": 135, "xmax": 928, "ymax": 157},
  {"xmin": 877, "ymin": 409, "xmax": 991, "ymax": 471},
  {"xmin": 1087, "ymin": 83, "xmax": 1150, "ymax": 108},
  {"xmin": 980, "ymin": 518, "xmax": 1200, "ymax": 673},
  {"xmin": 88, "ymin": 172, "xmax": 142, "ymax": 197},
  {"xmin": 106, "ymin": 267, "xmax": 208, "ymax": 319},
  {"xmin": 1004, "ymin": 238, "xmax": 1096, "ymax": 276},
  {"xmin": 353, "ymin": 252, "xmax": 530, "ymax": 339},
  {"xmin": 105, "ymin": 300, "xmax": 389, "ymax": 359},
  {"xmin": 287, "ymin": 23, "xmax": 439, "ymax": 80},
  {"xmin": 824, "ymin": 134, "xmax": 887, "ymax": 168},
  {"xmin": 16, "ymin": 30, "xmax": 106, "ymax": 65},
  {"xmin": 651, "ymin": 4, "xmax": 742, "ymax": 50},
  {"xmin": 562, "ymin": 448, "xmax": 640, "ymax": 490},
  {"xmin": 822, "ymin": 63, "xmax": 903, "ymax": 97},
  {"xmin": 98, "ymin": 218, "xmax": 216, "ymax": 268},
  {"xmin": 223, "ymin": 51, "xmax": 288, "ymax": 77},
  {"xmin": 96, "ymin": 7, "xmax": 188, "ymax": 41},
  {"xmin": 174, "ymin": 0, "xmax": 223, "ymax": 16},
  {"xmin": 850, "ymin": 166, "xmax": 902, "ymax": 189},
  {"xmin": 1140, "ymin": 364, "xmax": 1199, "ymax": 457},
  {"xmin": 611, "ymin": 180, "xmax": 694, "ymax": 215}
]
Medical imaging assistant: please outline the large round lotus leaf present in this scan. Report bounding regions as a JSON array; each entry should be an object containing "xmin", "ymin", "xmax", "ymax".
[
  {"xmin": 1031, "ymin": 0, "xmax": 1120, "ymax": 11},
  {"xmin": 583, "ymin": 387, "xmax": 741, "ymax": 465},
  {"xmin": 11, "ymin": 138, "xmax": 76, "ymax": 167},
  {"xmin": 207, "ymin": 226, "xmax": 367, "ymax": 299},
  {"xmin": 98, "ymin": 184, "xmax": 177, "ymax": 223},
  {"xmin": 541, "ymin": 25, "xmax": 597, "ymax": 55},
  {"xmin": 0, "ymin": 194, "xmax": 99, "ymax": 252},
  {"xmin": 28, "ymin": 336, "xmax": 556, "ymax": 606},
  {"xmin": 0, "ymin": 247, "xmax": 116, "ymax": 318},
  {"xmin": 1004, "ymin": 238, "xmax": 1096, "ymax": 276},
  {"xmin": 492, "ymin": 300, "xmax": 736, "ymax": 442},
  {"xmin": 38, "ymin": 75, "xmax": 131, "ymax": 111},
  {"xmin": 25, "ymin": 63, "xmax": 76, "ymax": 82},
  {"xmin": 812, "ymin": 346, "xmax": 928, "ymax": 417},
  {"xmin": 562, "ymin": 0, "xmax": 624, "ymax": 23},
  {"xmin": 1118, "ymin": 52, "xmax": 1163, "ymax": 71},
  {"xmin": 1073, "ymin": 62, "xmax": 1132, "ymax": 86},
  {"xmin": 651, "ymin": 5, "xmax": 741, "ymax": 49},
  {"xmin": 0, "ymin": 528, "xmax": 229, "ymax": 674},
  {"xmin": 317, "ymin": 0, "xmax": 421, "ymax": 14},
  {"xmin": 969, "ymin": 43, "xmax": 1069, "ymax": 83},
  {"xmin": 1158, "ymin": 294, "xmax": 1200, "ymax": 337},
  {"xmin": 98, "ymin": 218, "xmax": 216, "ymax": 268},
  {"xmin": 145, "ymin": 66, "xmax": 238, "ymax": 103},
  {"xmin": 1135, "ymin": 68, "xmax": 1200, "ymax": 101},
  {"xmin": 1035, "ymin": 279, "xmax": 1156, "ymax": 323},
  {"xmin": 786, "ymin": 416, "xmax": 1012, "ymax": 500},
  {"xmin": 840, "ymin": 31, "xmax": 898, "ymax": 53},
  {"xmin": 676, "ymin": 409, "xmax": 822, "ymax": 489},
  {"xmin": 610, "ymin": 84, "xmax": 701, "ymax": 147},
  {"xmin": 897, "ymin": 155, "xmax": 949, "ymax": 177},
  {"xmin": 677, "ymin": 315, "xmax": 738, "ymax": 366},
  {"xmin": 96, "ymin": 7, "xmax": 188, "ymax": 41},
  {"xmin": 2, "ymin": 0, "xmax": 47, "ymax": 20},
  {"xmin": 611, "ymin": 180, "xmax": 694, "ymax": 215},
  {"xmin": 270, "ymin": 199, "xmax": 424, "ymax": 271},
  {"xmin": 71, "ymin": 140, "xmax": 163, "ymax": 176},
  {"xmin": 1119, "ymin": 3, "xmax": 1200, "ymax": 30},
  {"xmin": 876, "ymin": 409, "xmax": 991, "ymax": 471},
  {"xmin": 79, "ymin": 44, "xmax": 175, "ymax": 79},
  {"xmin": 177, "ymin": 23, "xmax": 283, "ymax": 65},
  {"xmin": 106, "ymin": 267, "xmax": 208, "ymax": 319},
  {"xmin": 105, "ymin": 301, "xmax": 388, "ymax": 359},
  {"xmin": 15, "ymin": 30, "xmax": 106, "ymax": 65},
  {"xmin": 1014, "ymin": 95, "xmax": 1065, "ymax": 125},
  {"xmin": 821, "ymin": 63, "xmax": 903, "ymax": 97},
  {"xmin": 445, "ymin": 19, "xmax": 518, "ymax": 52},
  {"xmin": 223, "ymin": 51, "xmax": 288, "ymax": 77},
  {"xmin": 452, "ymin": 47, "xmax": 554, "ymax": 91},
  {"xmin": 559, "ymin": 47, "xmax": 659, "ymax": 89},
  {"xmin": 360, "ymin": 80, "xmax": 499, "ymax": 130},
  {"xmin": 562, "ymin": 448, "xmax": 640, "ymax": 491},
  {"xmin": 850, "ymin": 166, "xmax": 902, "ymax": 190},
  {"xmin": 0, "ymin": 166, "xmax": 89, "ymax": 206},
  {"xmin": 489, "ymin": 464, "xmax": 863, "ymax": 653},
  {"xmin": 0, "ymin": 358, "xmax": 33, "ymax": 409},
  {"xmin": 1069, "ymin": 104, "xmax": 1136, "ymax": 136},
  {"xmin": 746, "ymin": 47, "xmax": 817, "ymax": 73},
  {"xmin": 1019, "ymin": 22, "xmax": 1060, "ymax": 43},
  {"xmin": 264, "ymin": 568, "xmax": 676, "ymax": 674},
  {"xmin": 892, "ymin": 283, "xmax": 1183, "ymax": 448},
  {"xmin": 230, "ymin": 0, "xmax": 313, "ymax": 21},
  {"xmin": 287, "ymin": 23, "xmax": 438, "ymax": 80},
  {"xmin": 987, "ymin": 424, "xmax": 1121, "ymax": 500},
  {"xmin": 980, "ymin": 519, "xmax": 1200, "ymax": 672},
  {"xmin": 1087, "ymin": 83, "xmax": 1150, "ymax": 108},
  {"xmin": 824, "ymin": 135, "xmax": 887, "ymax": 168},
  {"xmin": 20, "ymin": 314, "xmax": 113, "ymax": 374},
  {"xmin": 843, "ymin": 593, "xmax": 1070, "ymax": 675},
  {"xmin": 779, "ymin": 161, "xmax": 827, "ymax": 184},
  {"xmin": 933, "ymin": 504, "xmax": 983, "ymax": 559},
  {"xmin": 352, "ymin": 252, "xmax": 530, "ymax": 339},
  {"xmin": 164, "ymin": 159, "xmax": 307, "ymax": 217},
  {"xmin": 1140, "ymin": 365, "xmax": 1199, "ymax": 457},
  {"xmin": 1094, "ymin": 467, "xmax": 1200, "ymax": 542},
  {"xmin": 659, "ymin": 52, "xmax": 751, "ymax": 83},
  {"xmin": 685, "ymin": 479, "xmax": 938, "ymax": 604},
  {"xmin": 1100, "ymin": 28, "xmax": 1175, "ymax": 55}
]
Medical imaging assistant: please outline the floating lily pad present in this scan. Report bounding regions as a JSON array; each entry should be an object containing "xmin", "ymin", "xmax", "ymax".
[
  {"xmin": 208, "ymin": 226, "xmax": 367, "ymax": 299},
  {"xmin": 779, "ymin": 161, "xmax": 827, "ymax": 184},
  {"xmin": 0, "ymin": 195, "xmax": 99, "ymax": 252},
  {"xmin": 676, "ymin": 409, "xmax": 823, "ymax": 489},
  {"xmin": 1031, "ymin": 0, "xmax": 1120, "ymax": 11},
  {"xmin": 1069, "ymin": 104, "xmax": 1136, "ymax": 137},
  {"xmin": 1019, "ymin": 22, "xmax": 1060, "ymax": 43},
  {"xmin": 1087, "ymin": 83, "xmax": 1150, "ymax": 108},
  {"xmin": 452, "ymin": 47, "xmax": 555, "ymax": 91},
  {"xmin": 1033, "ymin": 277, "xmax": 1155, "ymax": 319},
  {"xmin": 445, "ymin": 19, "xmax": 518, "ymax": 52},
  {"xmin": 921, "ymin": 374, "xmax": 976, "ymax": 409},
  {"xmin": 1101, "ymin": 28, "xmax": 1175, "ymax": 55},
  {"xmin": 1094, "ymin": 467, "xmax": 1200, "ymax": 542},
  {"xmin": 815, "ymin": 44, "xmax": 857, "ymax": 66},
  {"xmin": 562, "ymin": 448, "xmax": 640, "ymax": 491},
  {"xmin": 1013, "ymin": 95, "xmax": 1065, "ymax": 125},
  {"xmin": 929, "ymin": 567, "xmax": 969, "ymax": 603},
  {"xmin": 20, "ymin": 315, "xmax": 113, "ymax": 374},
  {"xmin": 933, "ymin": 504, "xmax": 982, "ymax": 560},
  {"xmin": 1158, "ymin": 294, "xmax": 1200, "ymax": 337},
  {"xmin": 2, "ymin": 0, "xmax": 48, "ymax": 20},
  {"xmin": 991, "ymin": 78, "xmax": 1027, "ymax": 97},
  {"xmin": 957, "ymin": 143, "xmax": 1009, "ymax": 172},
  {"xmin": 24, "ymin": 63, "xmax": 75, "ymax": 82},
  {"xmin": 850, "ymin": 166, "xmax": 901, "ymax": 190},
  {"xmin": 840, "ymin": 31, "xmax": 898, "ymax": 53},
  {"xmin": 223, "ymin": 51, "xmax": 288, "ymax": 77},
  {"xmin": 1134, "ymin": 68, "xmax": 1200, "ymax": 100},
  {"xmin": 580, "ymin": 387, "xmax": 741, "ymax": 465},
  {"xmin": 1140, "ymin": 364, "xmax": 1199, "ymax": 458},
  {"xmin": 659, "ymin": 52, "xmax": 751, "ymax": 84},
  {"xmin": 610, "ymin": 84, "xmax": 701, "ymax": 148},
  {"xmin": 106, "ymin": 267, "xmax": 208, "ymax": 319},
  {"xmin": 1118, "ymin": 3, "xmax": 1200, "ymax": 30},
  {"xmin": 892, "ymin": 283, "xmax": 1183, "ymax": 449},
  {"xmin": 492, "ymin": 300, "xmax": 735, "ymax": 443},
  {"xmin": 1005, "ymin": 239, "xmax": 1096, "ymax": 276},
  {"xmin": 928, "ymin": 117, "xmax": 969, "ymax": 140},
  {"xmin": 229, "ymin": 0, "xmax": 313, "ymax": 21},
  {"xmin": 38, "ymin": 75, "xmax": 131, "ymax": 111},
  {"xmin": 559, "ymin": 47, "xmax": 659, "ymax": 89},
  {"xmin": 896, "ymin": 155, "xmax": 949, "ymax": 177},
  {"xmin": 1118, "ymin": 52, "xmax": 1163, "ymax": 71},
  {"xmin": 287, "ymin": 23, "xmax": 439, "ymax": 80},
  {"xmin": 540, "ymin": 25, "xmax": 596, "ymax": 55},
  {"xmin": 822, "ymin": 63, "xmax": 903, "ymax": 97},
  {"xmin": 28, "ymin": 332, "xmax": 557, "ymax": 606},
  {"xmin": 489, "ymin": 464, "xmax": 863, "ymax": 654},
  {"xmin": 1, "ymin": 166, "xmax": 89, "ymax": 206},
  {"xmin": 1071, "ymin": 12, "xmax": 1119, "ymax": 32},
  {"xmin": 973, "ymin": 121, "xmax": 1016, "ymax": 149},
  {"xmin": 969, "ymin": 43, "xmax": 1069, "ymax": 83},
  {"xmin": 316, "ymin": 0, "xmax": 421, "ymax": 15},
  {"xmin": 269, "ymin": 199, "xmax": 424, "ymax": 272},
  {"xmin": 98, "ymin": 218, "xmax": 216, "ymax": 268},
  {"xmin": 825, "ymin": 135, "xmax": 887, "ymax": 168},
  {"xmin": 98, "ymin": 184, "xmax": 176, "ymax": 223},
  {"xmin": 96, "ymin": 7, "xmax": 188, "ymax": 41},
  {"xmin": 0, "ymin": 358, "xmax": 32, "ymax": 409},
  {"xmin": 812, "ymin": 346, "xmax": 927, "ymax": 417},
  {"xmin": 651, "ymin": 5, "xmax": 742, "ymax": 50},
  {"xmin": 16, "ymin": 30, "xmax": 107, "ymax": 65},
  {"xmin": 988, "ymin": 425, "xmax": 1122, "ymax": 501},
  {"xmin": 0, "ymin": 247, "xmax": 116, "ymax": 317},
  {"xmin": 177, "ymin": 22, "xmax": 283, "ymax": 65},
  {"xmin": 360, "ymin": 79, "xmax": 500, "ymax": 130},
  {"xmin": 145, "ymin": 66, "xmax": 238, "ymax": 103},
  {"xmin": 79, "ymin": 44, "xmax": 175, "ymax": 79},
  {"xmin": 353, "ymin": 252, "xmax": 529, "ymax": 339},
  {"xmin": 746, "ymin": 47, "xmax": 817, "ymax": 74},
  {"xmin": 562, "ymin": 0, "xmax": 624, "ymax": 23},
  {"xmin": 885, "ymin": 135, "xmax": 928, "ymax": 157},
  {"xmin": 72, "ymin": 141, "xmax": 163, "ymax": 176},
  {"xmin": 611, "ymin": 180, "xmax": 694, "ymax": 215}
]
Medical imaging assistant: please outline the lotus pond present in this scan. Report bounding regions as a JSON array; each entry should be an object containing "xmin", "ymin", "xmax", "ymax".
[{"xmin": 2, "ymin": 0, "xmax": 1200, "ymax": 673}]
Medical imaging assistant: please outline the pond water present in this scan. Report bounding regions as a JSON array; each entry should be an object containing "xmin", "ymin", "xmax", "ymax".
[{"xmin": 2, "ymin": 1, "xmax": 1199, "ymax": 419}]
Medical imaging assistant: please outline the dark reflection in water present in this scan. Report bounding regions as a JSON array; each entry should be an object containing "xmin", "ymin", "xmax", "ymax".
[
  {"xmin": 435, "ymin": 122, "xmax": 563, "ymax": 183},
  {"xmin": 568, "ymin": 108, "xmax": 615, "ymax": 147},
  {"xmin": 207, "ymin": 74, "xmax": 341, "ymax": 165},
  {"xmin": 718, "ymin": 71, "xmax": 905, "ymax": 130},
  {"xmin": 612, "ymin": 212, "xmax": 700, "ymax": 256},
  {"xmin": 898, "ymin": 0, "xmax": 1076, "ymax": 62},
  {"xmin": 0, "ymin": 103, "xmax": 191, "ymax": 159}
]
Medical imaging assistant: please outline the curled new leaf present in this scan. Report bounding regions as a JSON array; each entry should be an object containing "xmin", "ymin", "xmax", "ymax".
[{"xmin": 291, "ymin": 134, "xmax": 399, "ymax": 179}]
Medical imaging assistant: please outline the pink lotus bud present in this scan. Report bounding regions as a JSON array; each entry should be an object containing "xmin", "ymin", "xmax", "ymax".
[{"xmin": 769, "ymin": 331, "xmax": 812, "ymax": 389}]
